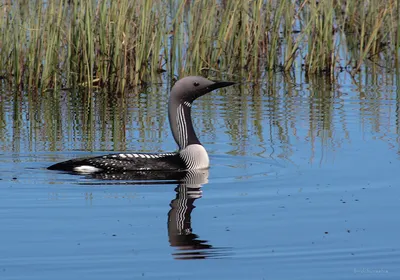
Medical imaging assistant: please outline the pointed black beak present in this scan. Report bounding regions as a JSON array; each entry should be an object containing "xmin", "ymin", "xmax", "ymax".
[
  {"xmin": 208, "ymin": 80, "xmax": 236, "ymax": 91},
  {"xmin": 192, "ymin": 79, "xmax": 236, "ymax": 101}
]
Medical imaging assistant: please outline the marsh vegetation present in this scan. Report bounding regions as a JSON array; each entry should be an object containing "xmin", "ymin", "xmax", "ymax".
[{"xmin": 0, "ymin": 0, "xmax": 399, "ymax": 92}]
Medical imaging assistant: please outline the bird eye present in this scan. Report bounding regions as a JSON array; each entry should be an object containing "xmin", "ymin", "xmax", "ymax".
[{"xmin": 193, "ymin": 82, "xmax": 200, "ymax": 87}]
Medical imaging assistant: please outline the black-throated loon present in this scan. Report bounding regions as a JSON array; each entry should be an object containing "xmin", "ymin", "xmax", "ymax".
[{"xmin": 48, "ymin": 76, "xmax": 235, "ymax": 173}]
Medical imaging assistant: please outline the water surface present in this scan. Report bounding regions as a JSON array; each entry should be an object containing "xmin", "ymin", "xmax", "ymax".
[{"xmin": 1, "ymin": 71, "xmax": 399, "ymax": 279}]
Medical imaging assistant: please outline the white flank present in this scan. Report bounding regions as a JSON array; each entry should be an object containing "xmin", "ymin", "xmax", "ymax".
[
  {"xmin": 73, "ymin": 165, "xmax": 102, "ymax": 174},
  {"xmin": 180, "ymin": 144, "xmax": 209, "ymax": 169}
]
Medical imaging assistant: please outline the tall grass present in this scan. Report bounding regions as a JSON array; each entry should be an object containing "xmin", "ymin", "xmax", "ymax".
[{"xmin": 0, "ymin": 0, "xmax": 399, "ymax": 92}]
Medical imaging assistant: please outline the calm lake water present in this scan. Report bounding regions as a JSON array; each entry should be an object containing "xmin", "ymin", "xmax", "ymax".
[{"xmin": 1, "ymin": 70, "xmax": 399, "ymax": 279}]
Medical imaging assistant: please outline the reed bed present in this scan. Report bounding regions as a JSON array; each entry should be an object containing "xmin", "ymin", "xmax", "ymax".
[{"xmin": 0, "ymin": 0, "xmax": 399, "ymax": 91}]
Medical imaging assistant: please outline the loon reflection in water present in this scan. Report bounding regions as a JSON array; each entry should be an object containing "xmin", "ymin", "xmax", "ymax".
[
  {"xmin": 79, "ymin": 169, "xmax": 231, "ymax": 259},
  {"xmin": 168, "ymin": 169, "xmax": 230, "ymax": 259},
  {"xmin": 48, "ymin": 76, "xmax": 235, "ymax": 175}
]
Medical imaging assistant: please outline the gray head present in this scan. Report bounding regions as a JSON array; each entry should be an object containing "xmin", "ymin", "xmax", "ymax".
[
  {"xmin": 168, "ymin": 76, "xmax": 235, "ymax": 150},
  {"xmin": 169, "ymin": 76, "xmax": 235, "ymax": 104}
]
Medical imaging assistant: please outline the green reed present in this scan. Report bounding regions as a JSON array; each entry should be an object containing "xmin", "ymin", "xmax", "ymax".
[
  {"xmin": 0, "ymin": 0, "xmax": 399, "ymax": 92},
  {"xmin": 302, "ymin": 0, "xmax": 335, "ymax": 76}
]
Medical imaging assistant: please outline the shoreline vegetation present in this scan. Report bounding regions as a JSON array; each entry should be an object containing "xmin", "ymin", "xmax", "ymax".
[{"xmin": 0, "ymin": 0, "xmax": 399, "ymax": 92}]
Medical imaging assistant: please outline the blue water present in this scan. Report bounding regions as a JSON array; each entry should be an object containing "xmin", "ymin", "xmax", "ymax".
[{"xmin": 1, "ymin": 71, "xmax": 399, "ymax": 279}]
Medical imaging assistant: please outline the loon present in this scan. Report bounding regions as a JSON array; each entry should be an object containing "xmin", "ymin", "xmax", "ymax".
[{"xmin": 48, "ymin": 76, "xmax": 235, "ymax": 174}]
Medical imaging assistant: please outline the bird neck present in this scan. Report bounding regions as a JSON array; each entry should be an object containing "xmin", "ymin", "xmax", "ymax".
[{"xmin": 168, "ymin": 100, "xmax": 201, "ymax": 150}]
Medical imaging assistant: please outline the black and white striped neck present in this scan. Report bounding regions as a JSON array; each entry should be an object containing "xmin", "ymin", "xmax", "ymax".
[{"xmin": 169, "ymin": 99, "xmax": 200, "ymax": 150}]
